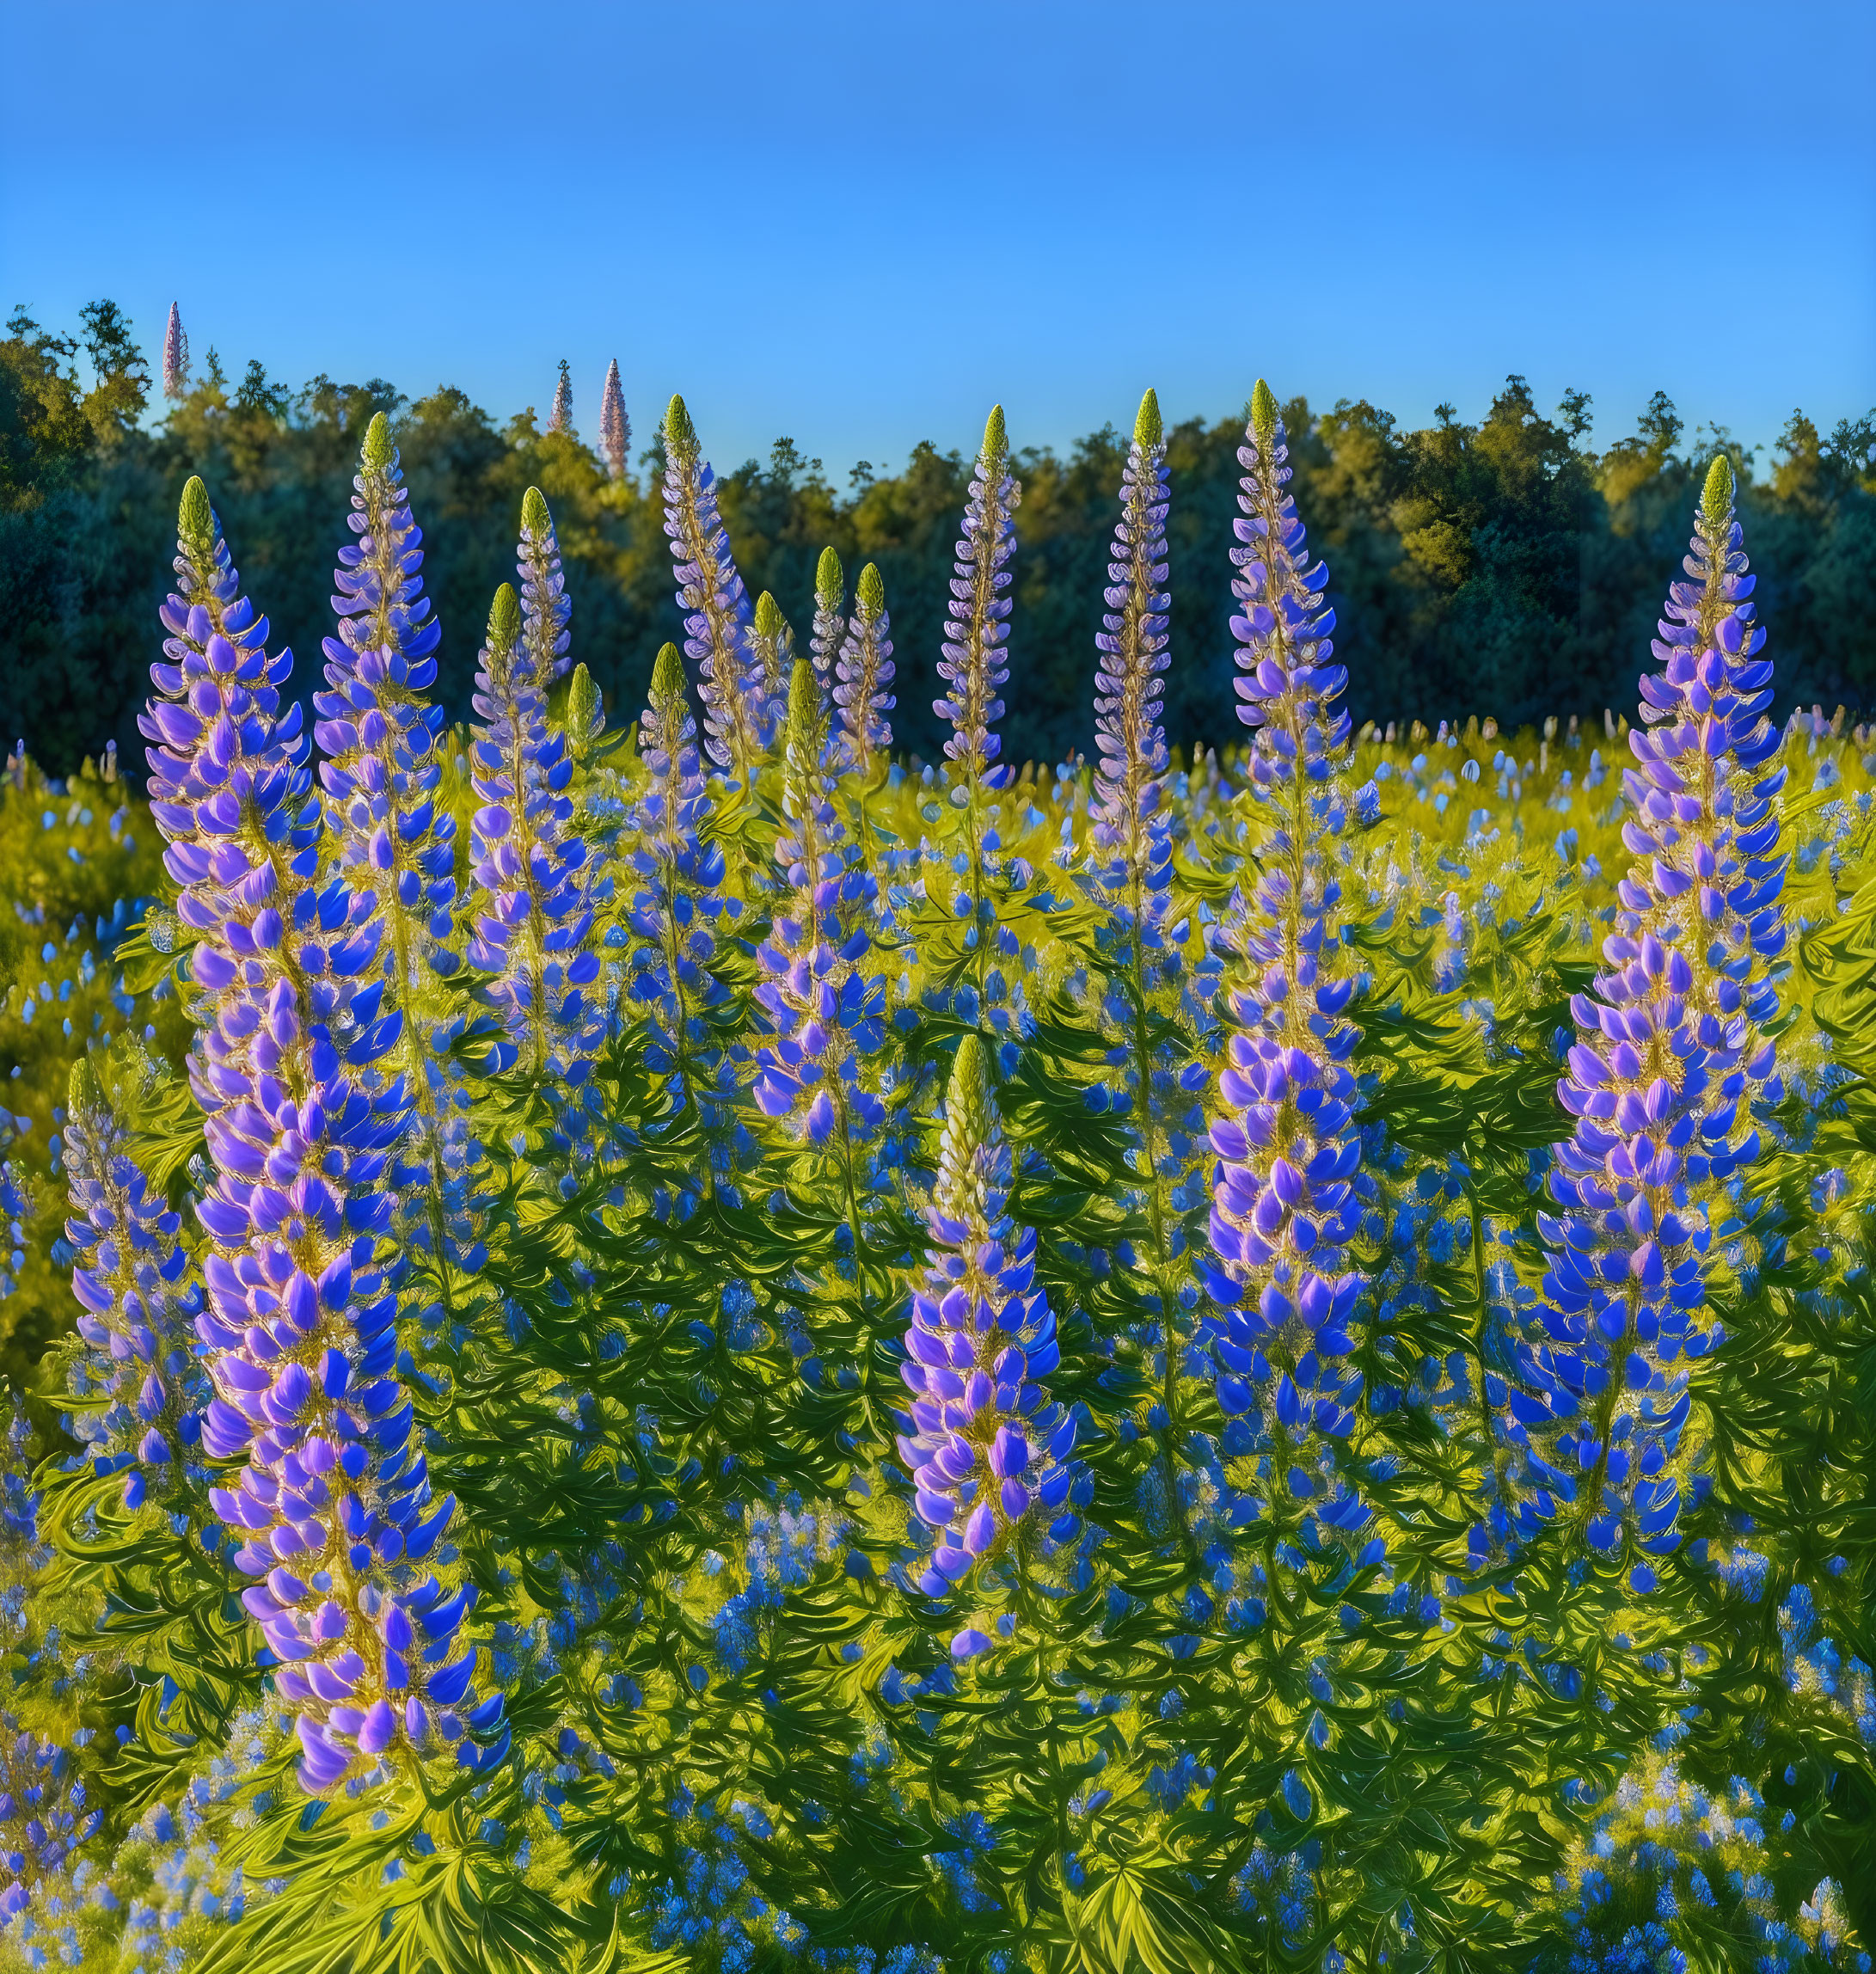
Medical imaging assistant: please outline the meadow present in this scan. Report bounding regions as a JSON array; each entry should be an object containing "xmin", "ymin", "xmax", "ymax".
[{"xmin": 0, "ymin": 376, "xmax": 1871, "ymax": 1974}]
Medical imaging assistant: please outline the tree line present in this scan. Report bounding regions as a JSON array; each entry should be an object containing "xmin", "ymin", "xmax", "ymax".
[{"xmin": 4, "ymin": 299, "xmax": 1873, "ymax": 776}]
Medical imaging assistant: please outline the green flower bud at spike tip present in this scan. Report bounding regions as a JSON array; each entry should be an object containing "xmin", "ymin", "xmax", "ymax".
[
  {"xmin": 68, "ymin": 1054, "xmax": 100, "ymax": 1121},
  {"xmin": 754, "ymin": 591, "xmax": 786, "ymax": 643},
  {"xmin": 786, "ymin": 655, "xmax": 821, "ymax": 751},
  {"xmin": 937, "ymin": 1032, "xmax": 994, "ymax": 1229},
  {"xmin": 983, "ymin": 403, "xmax": 1008, "ymax": 465},
  {"xmin": 665, "ymin": 393, "xmax": 697, "ymax": 463},
  {"xmin": 1702, "ymin": 452, "xmax": 1736, "ymax": 528},
  {"xmin": 1134, "ymin": 388, "xmax": 1163, "ymax": 450},
  {"xmin": 856, "ymin": 561, "xmax": 885, "ymax": 617},
  {"xmin": 1250, "ymin": 377, "xmax": 1279, "ymax": 457},
  {"xmin": 177, "ymin": 475, "xmax": 214, "ymax": 563},
  {"xmin": 567, "ymin": 661, "xmax": 602, "ymax": 761},
  {"xmin": 816, "ymin": 545, "xmax": 844, "ymax": 609},
  {"xmin": 487, "ymin": 582, "xmax": 522, "ymax": 653},
  {"xmin": 521, "ymin": 486, "xmax": 551, "ymax": 540},
  {"xmin": 362, "ymin": 411, "xmax": 394, "ymax": 472},
  {"xmin": 651, "ymin": 640, "xmax": 686, "ymax": 702}
]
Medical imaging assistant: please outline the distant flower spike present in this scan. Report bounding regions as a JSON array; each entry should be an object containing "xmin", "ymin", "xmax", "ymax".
[
  {"xmin": 1508, "ymin": 455, "xmax": 1787, "ymax": 1589},
  {"xmin": 139, "ymin": 480, "xmax": 506, "ymax": 1791},
  {"xmin": 162, "ymin": 302, "xmax": 188, "ymax": 401},
  {"xmin": 1204, "ymin": 381, "xmax": 1369, "ymax": 1532},
  {"xmin": 549, "ymin": 359, "xmax": 573, "ymax": 433},
  {"xmin": 898, "ymin": 1036, "xmax": 1076, "ymax": 1603},
  {"xmin": 661, "ymin": 395, "xmax": 769, "ymax": 782},
  {"xmin": 599, "ymin": 358, "xmax": 630, "ymax": 481},
  {"xmin": 63, "ymin": 1058, "xmax": 206, "ymax": 1511},
  {"xmin": 835, "ymin": 561, "xmax": 895, "ymax": 779}
]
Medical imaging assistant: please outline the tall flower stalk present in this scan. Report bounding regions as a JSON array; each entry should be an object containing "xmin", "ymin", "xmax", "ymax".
[
  {"xmin": 1511, "ymin": 457, "xmax": 1786, "ymax": 1588},
  {"xmin": 661, "ymin": 395, "xmax": 769, "ymax": 787},
  {"xmin": 466, "ymin": 569, "xmax": 602, "ymax": 1131},
  {"xmin": 897, "ymin": 1035, "xmax": 1076, "ymax": 1646},
  {"xmin": 599, "ymin": 359, "xmax": 629, "ymax": 481},
  {"xmin": 753, "ymin": 661, "xmax": 889, "ymax": 1156},
  {"xmin": 141, "ymin": 479, "xmax": 505, "ymax": 1791},
  {"xmin": 1084, "ymin": 389, "xmax": 1207, "ymax": 1537},
  {"xmin": 622, "ymin": 644, "xmax": 739, "ymax": 1167},
  {"xmin": 161, "ymin": 303, "xmax": 188, "ymax": 401},
  {"xmin": 313, "ymin": 414, "xmax": 482, "ymax": 1274},
  {"xmin": 808, "ymin": 549, "xmax": 843, "ymax": 693},
  {"xmin": 834, "ymin": 561, "xmax": 894, "ymax": 782},
  {"xmin": 751, "ymin": 592, "xmax": 795, "ymax": 745},
  {"xmin": 62, "ymin": 1058, "xmax": 205, "ymax": 1511},
  {"xmin": 1203, "ymin": 382, "xmax": 1368, "ymax": 1543},
  {"xmin": 549, "ymin": 359, "xmax": 573, "ymax": 434}
]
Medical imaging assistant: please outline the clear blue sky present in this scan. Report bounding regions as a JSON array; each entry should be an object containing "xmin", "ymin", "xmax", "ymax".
[{"xmin": 4, "ymin": 0, "xmax": 1871, "ymax": 480}]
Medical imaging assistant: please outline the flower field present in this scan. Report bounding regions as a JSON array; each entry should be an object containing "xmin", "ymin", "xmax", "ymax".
[{"xmin": 0, "ymin": 382, "xmax": 1872, "ymax": 1974}]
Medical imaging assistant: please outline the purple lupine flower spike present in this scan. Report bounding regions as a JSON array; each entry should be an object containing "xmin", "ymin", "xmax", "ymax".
[
  {"xmin": 162, "ymin": 302, "xmax": 188, "ymax": 401},
  {"xmin": 751, "ymin": 592, "xmax": 796, "ymax": 742},
  {"xmin": 752, "ymin": 660, "xmax": 889, "ymax": 1148},
  {"xmin": 0, "ymin": 1720, "xmax": 101, "ymax": 1916},
  {"xmin": 1088, "ymin": 388, "xmax": 1174, "ymax": 955},
  {"xmin": 1202, "ymin": 383, "xmax": 1369, "ymax": 1535},
  {"xmin": 809, "ymin": 549, "xmax": 844, "ymax": 693},
  {"xmin": 599, "ymin": 358, "xmax": 630, "ymax": 482},
  {"xmin": 140, "ymin": 478, "xmax": 506, "ymax": 1790},
  {"xmin": 62, "ymin": 1057, "xmax": 206, "ymax": 1511},
  {"xmin": 835, "ymin": 561, "xmax": 894, "ymax": 780},
  {"xmin": 466, "ymin": 567, "xmax": 604, "ymax": 1129},
  {"xmin": 897, "ymin": 1035, "xmax": 1077, "ymax": 1633},
  {"xmin": 936, "ymin": 405, "xmax": 1019, "ymax": 806},
  {"xmin": 662, "ymin": 395, "xmax": 770, "ymax": 783},
  {"xmin": 622, "ymin": 644, "xmax": 737, "ymax": 1161},
  {"xmin": 549, "ymin": 359, "xmax": 573, "ymax": 433},
  {"xmin": 931, "ymin": 407, "xmax": 1030, "ymax": 1042},
  {"xmin": 313, "ymin": 413, "xmax": 482, "ymax": 1272},
  {"xmin": 518, "ymin": 485, "xmax": 573, "ymax": 685},
  {"xmin": 1507, "ymin": 456, "xmax": 1787, "ymax": 1591}
]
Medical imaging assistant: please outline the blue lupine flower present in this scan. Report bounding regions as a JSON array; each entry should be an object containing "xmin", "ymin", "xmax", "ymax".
[
  {"xmin": 466, "ymin": 558, "xmax": 604, "ymax": 1126},
  {"xmin": 1511, "ymin": 459, "xmax": 1786, "ymax": 1585},
  {"xmin": 750, "ymin": 591, "xmax": 796, "ymax": 744},
  {"xmin": 1546, "ymin": 1752, "xmax": 1868, "ymax": 1971},
  {"xmin": 1087, "ymin": 389, "xmax": 1174, "ymax": 959},
  {"xmin": 310, "ymin": 414, "xmax": 484, "ymax": 1270},
  {"xmin": 808, "ymin": 549, "xmax": 844, "ymax": 695},
  {"xmin": 919, "ymin": 407, "xmax": 1033, "ymax": 1054},
  {"xmin": 897, "ymin": 1036, "xmax": 1076, "ymax": 1606},
  {"xmin": 140, "ymin": 478, "xmax": 505, "ymax": 1791},
  {"xmin": 622, "ymin": 644, "xmax": 740, "ymax": 1158},
  {"xmin": 835, "ymin": 561, "xmax": 895, "ymax": 782},
  {"xmin": 1779, "ymin": 1584, "xmax": 1876, "ymax": 1745},
  {"xmin": 0, "ymin": 1719, "xmax": 101, "ymax": 1920},
  {"xmin": 1202, "ymin": 383, "xmax": 1367, "ymax": 1532},
  {"xmin": 61, "ymin": 1058, "xmax": 205, "ymax": 1509},
  {"xmin": 662, "ymin": 395, "xmax": 769, "ymax": 783},
  {"xmin": 599, "ymin": 358, "xmax": 629, "ymax": 481},
  {"xmin": 518, "ymin": 481, "xmax": 573, "ymax": 687},
  {"xmin": 752, "ymin": 662, "xmax": 889, "ymax": 1149},
  {"xmin": 0, "ymin": 1151, "xmax": 32, "ymax": 1309}
]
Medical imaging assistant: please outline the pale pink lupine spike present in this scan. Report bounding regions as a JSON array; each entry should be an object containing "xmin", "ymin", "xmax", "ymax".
[
  {"xmin": 598, "ymin": 358, "xmax": 629, "ymax": 481},
  {"xmin": 162, "ymin": 303, "xmax": 189, "ymax": 400},
  {"xmin": 549, "ymin": 358, "xmax": 573, "ymax": 433}
]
